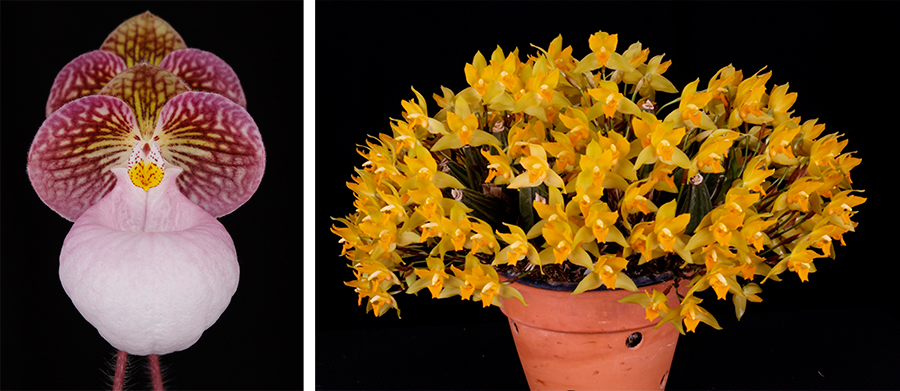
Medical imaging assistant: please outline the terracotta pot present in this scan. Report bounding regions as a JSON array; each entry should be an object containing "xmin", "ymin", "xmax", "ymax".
[{"xmin": 499, "ymin": 275, "xmax": 682, "ymax": 391}]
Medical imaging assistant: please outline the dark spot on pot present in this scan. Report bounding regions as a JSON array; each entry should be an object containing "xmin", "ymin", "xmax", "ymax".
[{"xmin": 626, "ymin": 332, "xmax": 642, "ymax": 348}]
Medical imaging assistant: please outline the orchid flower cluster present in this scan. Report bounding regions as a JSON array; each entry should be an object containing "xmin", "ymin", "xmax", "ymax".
[
  {"xmin": 28, "ymin": 12, "xmax": 265, "ymax": 356},
  {"xmin": 332, "ymin": 31, "xmax": 864, "ymax": 333}
]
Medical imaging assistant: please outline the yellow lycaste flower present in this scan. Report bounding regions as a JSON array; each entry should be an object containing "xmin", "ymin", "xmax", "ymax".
[
  {"xmin": 464, "ymin": 59, "xmax": 496, "ymax": 97},
  {"xmin": 626, "ymin": 221, "xmax": 655, "ymax": 263},
  {"xmin": 507, "ymin": 121, "xmax": 547, "ymax": 160},
  {"xmin": 785, "ymin": 248, "xmax": 819, "ymax": 282},
  {"xmin": 390, "ymin": 119, "xmax": 421, "ymax": 150},
  {"xmin": 447, "ymin": 111, "xmax": 480, "ymax": 146},
  {"xmin": 588, "ymin": 31, "xmax": 618, "ymax": 67},
  {"xmin": 689, "ymin": 130, "xmax": 738, "ymax": 177},
  {"xmin": 741, "ymin": 215, "xmax": 776, "ymax": 252},
  {"xmin": 617, "ymin": 42, "xmax": 651, "ymax": 84},
  {"xmin": 631, "ymin": 112, "xmax": 660, "ymax": 149},
  {"xmin": 558, "ymin": 109, "xmax": 593, "ymax": 147},
  {"xmin": 774, "ymin": 177, "xmax": 823, "ymax": 213},
  {"xmin": 652, "ymin": 200, "xmax": 691, "ymax": 253},
  {"xmin": 823, "ymin": 191, "xmax": 866, "ymax": 227},
  {"xmin": 802, "ymin": 223, "xmax": 846, "ymax": 258},
  {"xmin": 497, "ymin": 51, "xmax": 524, "ymax": 92},
  {"xmin": 359, "ymin": 140, "xmax": 403, "ymax": 185},
  {"xmin": 441, "ymin": 216, "xmax": 472, "ymax": 252},
  {"xmin": 494, "ymin": 223, "xmax": 539, "ymax": 266},
  {"xmin": 400, "ymin": 98, "xmax": 432, "ymax": 131},
  {"xmin": 705, "ymin": 265, "xmax": 741, "ymax": 300},
  {"xmin": 508, "ymin": 144, "xmax": 565, "ymax": 190},
  {"xmin": 368, "ymin": 289, "xmax": 399, "ymax": 316},
  {"xmin": 542, "ymin": 221, "xmax": 576, "ymax": 265},
  {"xmin": 450, "ymin": 256, "xmax": 502, "ymax": 307},
  {"xmin": 468, "ymin": 219, "xmax": 500, "ymax": 256},
  {"xmin": 344, "ymin": 278, "xmax": 376, "ymax": 307},
  {"xmin": 649, "ymin": 163, "xmax": 678, "ymax": 193},
  {"xmin": 575, "ymin": 140, "xmax": 614, "ymax": 195},
  {"xmin": 619, "ymin": 288, "xmax": 672, "ymax": 321},
  {"xmin": 352, "ymin": 259, "xmax": 400, "ymax": 288},
  {"xmin": 644, "ymin": 289, "xmax": 672, "ymax": 321},
  {"xmin": 809, "ymin": 133, "xmax": 848, "ymax": 172},
  {"xmin": 419, "ymin": 221, "xmax": 443, "ymax": 243},
  {"xmin": 413, "ymin": 258, "xmax": 451, "ymax": 299},
  {"xmin": 331, "ymin": 222, "xmax": 360, "ymax": 257},
  {"xmin": 678, "ymin": 296, "xmax": 720, "ymax": 333},
  {"xmin": 767, "ymin": 83, "xmax": 797, "ymax": 126},
  {"xmin": 532, "ymin": 186, "xmax": 568, "ymax": 225},
  {"xmin": 358, "ymin": 215, "xmax": 399, "ymax": 253},
  {"xmin": 765, "ymin": 122, "xmax": 802, "ymax": 165},
  {"xmin": 584, "ymin": 202, "xmax": 621, "ymax": 244},
  {"xmin": 594, "ymin": 255, "xmax": 629, "ymax": 290},
  {"xmin": 740, "ymin": 155, "xmax": 775, "ymax": 196},
  {"xmin": 621, "ymin": 180, "xmax": 657, "ymax": 216},
  {"xmin": 526, "ymin": 69, "xmax": 560, "ymax": 104},
  {"xmin": 546, "ymin": 35, "xmax": 577, "ymax": 72},
  {"xmin": 634, "ymin": 118, "xmax": 690, "ymax": 170},
  {"xmin": 404, "ymin": 144, "xmax": 439, "ymax": 182},
  {"xmin": 543, "ymin": 130, "xmax": 579, "ymax": 172},
  {"xmin": 587, "ymin": 82, "xmax": 641, "ymax": 119},
  {"xmin": 595, "ymin": 131, "xmax": 631, "ymax": 169},
  {"xmin": 678, "ymin": 79, "xmax": 713, "ymax": 128},
  {"xmin": 728, "ymin": 70, "xmax": 773, "ymax": 127},
  {"xmin": 481, "ymin": 149, "xmax": 513, "ymax": 184},
  {"xmin": 700, "ymin": 244, "xmax": 736, "ymax": 272},
  {"xmin": 408, "ymin": 179, "xmax": 445, "ymax": 222},
  {"xmin": 706, "ymin": 64, "xmax": 741, "ymax": 105}
]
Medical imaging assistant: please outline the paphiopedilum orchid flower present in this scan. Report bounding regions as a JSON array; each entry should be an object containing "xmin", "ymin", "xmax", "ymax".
[
  {"xmin": 46, "ymin": 12, "xmax": 246, "ymax": 117},
  {"xmin": 28, "ymin": 51, "xmax": 264, "ymax": 359}
]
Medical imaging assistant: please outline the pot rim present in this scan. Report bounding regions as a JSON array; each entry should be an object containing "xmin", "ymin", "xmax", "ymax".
[{"xmin": 498, "ymin": 269, "xmax": 674, "ymax": 292}]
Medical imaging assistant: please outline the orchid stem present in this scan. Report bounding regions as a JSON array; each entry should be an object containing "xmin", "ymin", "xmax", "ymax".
[
  {"xmin": 148, "ymin": 354, "xmax": 164, "ymax": 391},
  {"xmin": 112, "ymin": 350, "xmax": 128, "ymax": 391}
]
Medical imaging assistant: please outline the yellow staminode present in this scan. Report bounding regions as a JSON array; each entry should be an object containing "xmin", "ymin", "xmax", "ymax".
[{"xmin": 128, "ymin": 160, "xmax": 164, "ymax": 191}]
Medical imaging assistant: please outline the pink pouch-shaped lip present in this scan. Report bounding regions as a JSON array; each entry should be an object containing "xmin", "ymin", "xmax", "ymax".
[{"xmin": 59, "ymin": 166, "xmax": 239, "ymax": 355}]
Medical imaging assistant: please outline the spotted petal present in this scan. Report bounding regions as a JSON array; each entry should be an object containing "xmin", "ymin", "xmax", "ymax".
[
  {"xmin": 97, "ymin": 64, "xmax": 190, "ymax": 139},
  {"xmin": 99, "ymin": 11, "xmax": 187, "ymax": 67},
  {"xmin": 155, "ymin": 92, "xmax": 265, "ymax": 217},
  {"xmin": 28, "ymin": 95, "xmax": 141, "ymax": 221},
  {"xmin": 45, "ymin": 50, "xmax": 127, "ymax": 117},
  {"xmin": 60, "ymin": 166, "xmax": 239, "ymax": 355},
  {"xmin": 159, "ymin": 48, "xmax": 247, "ymax": 108}
]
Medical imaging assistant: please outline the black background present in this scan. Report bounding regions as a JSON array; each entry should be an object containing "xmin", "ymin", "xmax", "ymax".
[
  {"xmin": 316, "ymin": 2, "xmax": 897, "ymax": 391},
  {"xmin": 1, "ymin": 2, "xmax": 303, "ymax": 390}
]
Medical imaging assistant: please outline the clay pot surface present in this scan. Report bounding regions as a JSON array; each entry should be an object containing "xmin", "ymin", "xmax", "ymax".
[{"xmin": 500, "ymin": 279, "xmax": 681, "ymax": 391}]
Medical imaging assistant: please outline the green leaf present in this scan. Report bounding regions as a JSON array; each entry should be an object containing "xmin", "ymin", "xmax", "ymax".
[
  {"xmin": 459, "ymin": 188, "xmax": 511, "ymax": 229},
  {"xmin": 683, "ymin": 178, "xmax": 713, "ymax": 235},
  {"xmin": 518, "ymin": 186, "xmax": 536, "ymax": 232},
  {"xmin": 446, "ymin": 159, "xmax": 471, "ymax": 189},
  {"xmin": 463, "ymin": 146, "xmax": 488, "ymax": 190}
]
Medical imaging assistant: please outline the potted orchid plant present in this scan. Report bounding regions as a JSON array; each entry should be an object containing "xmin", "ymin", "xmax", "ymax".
[
  {"xmin": 331, "ymin": 29, "xmax": 865, "ymax": 389},
  {"xmin": 25, "ymin": 11, "xmax": 265, "ymax": 390}
]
